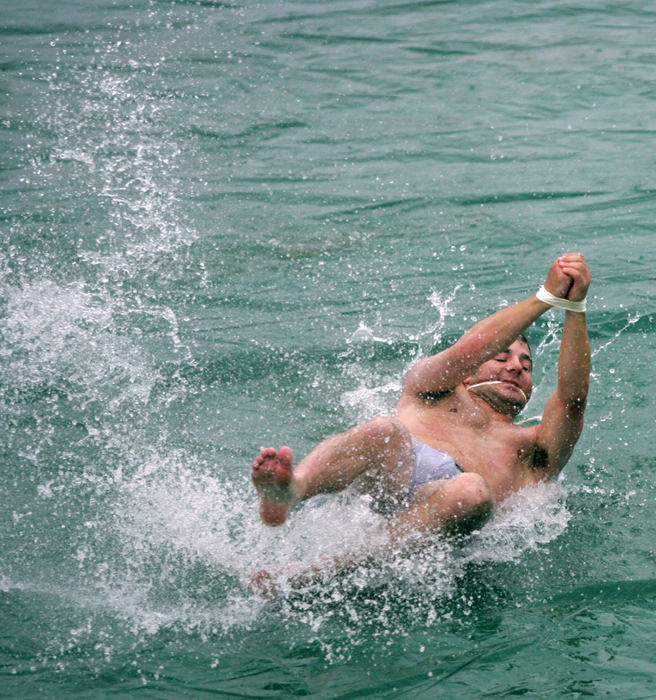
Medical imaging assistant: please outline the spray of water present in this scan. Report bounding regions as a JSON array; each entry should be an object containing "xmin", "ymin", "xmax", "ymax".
[{"xmin": 0, "ymin": 17, "xmax": 578, "ymax": 671}]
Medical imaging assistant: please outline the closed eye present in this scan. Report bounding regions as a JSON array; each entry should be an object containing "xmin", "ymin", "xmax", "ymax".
[{"xmin": 494, "ymin": 354, "xmax": 532, "ymax": 372}]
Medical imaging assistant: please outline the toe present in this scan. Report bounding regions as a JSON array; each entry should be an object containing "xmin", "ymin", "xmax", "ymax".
[{"xmin": 278, "ymin": 446, "xmax": 293, "ymax": 467}]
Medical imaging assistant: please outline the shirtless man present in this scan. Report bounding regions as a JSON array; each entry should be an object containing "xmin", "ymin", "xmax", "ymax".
[{"xmin": 251, "ymin": 254, "xmax": 591, "ymax": 587}]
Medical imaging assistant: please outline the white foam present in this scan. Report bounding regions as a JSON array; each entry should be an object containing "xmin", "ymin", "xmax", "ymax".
[
  {"xmin": 0, "ymin": 278, "xmax": 157, "ymax": 405},
  {"xmin": 459, "ymin": 482, "xmax": 571, "ymax": 566},
  {"xmin": 341, "ymin": 379, "xmax": 402, "ymax": 422}
]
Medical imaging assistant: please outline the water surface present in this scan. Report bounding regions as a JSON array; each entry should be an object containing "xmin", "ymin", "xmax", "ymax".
[{"xmin": 2, "ymin": 0, "xmax": 656, "ymax": 697}]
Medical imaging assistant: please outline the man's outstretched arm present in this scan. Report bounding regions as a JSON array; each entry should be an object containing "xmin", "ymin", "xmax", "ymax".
[
  {"xmin": 402, "ymin": 258, "xmax": 574, "ymax": 397},
  {"xmin": 535, "ymin": 254, "xmax": 591, "ymax": 477}
]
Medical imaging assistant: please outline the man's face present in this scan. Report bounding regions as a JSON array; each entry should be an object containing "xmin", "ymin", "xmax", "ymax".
[{"xmin": 465, "ymin": 338, "xmax": 533, "ymax": 410}]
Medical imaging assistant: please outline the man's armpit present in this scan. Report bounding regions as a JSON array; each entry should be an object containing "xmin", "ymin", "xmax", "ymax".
[{"xmin": 531, "ymin": 444, "xmax": 550, "ymax": 471}]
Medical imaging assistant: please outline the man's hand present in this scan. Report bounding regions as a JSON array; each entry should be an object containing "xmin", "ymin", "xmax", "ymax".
[
  {"xmin": 544, "ymin": 253, "xmax": 591, "ymax": 302},
  {"xmin": 558, "ymin": 253, "xmax": 591, "ymax": 301}
]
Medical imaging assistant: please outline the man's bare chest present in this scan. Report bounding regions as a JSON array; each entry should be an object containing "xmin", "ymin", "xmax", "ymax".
[{"xmin": 399, "ymin": 402, "xmax": 544, "ymax": 494}]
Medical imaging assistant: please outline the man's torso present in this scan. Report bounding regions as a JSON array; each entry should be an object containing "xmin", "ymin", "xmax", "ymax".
[{"xmin": 396, "ymin": 386, "xmax": 546, "ymax": 500}]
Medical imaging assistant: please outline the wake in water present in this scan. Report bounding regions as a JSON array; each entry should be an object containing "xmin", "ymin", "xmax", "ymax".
[
  {"xmin": 0, "ymin": 455, "xmax": 572, "ymax": 676},
  {"xmin": 0, "ymin": 277, "xmax": 574, "ymax": 668},
  {"xmin": 45, "ymin": 450, "xmax": 572, "ymax": 654}
]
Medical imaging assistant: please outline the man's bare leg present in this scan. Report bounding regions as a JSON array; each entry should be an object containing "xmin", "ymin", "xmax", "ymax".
[
  {"xmin": 387, "ymin": 471, "xmax": 495, "ymax": 545},
  {"xmin": 252, "ymin": 417, "xmax": 415, "ymax": 526}
]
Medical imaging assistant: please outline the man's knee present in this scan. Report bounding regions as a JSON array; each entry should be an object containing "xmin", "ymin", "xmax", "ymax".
[
  {"xmin": 355, "ymin": 416, "xmax": 411, "ymax": 453},
  {"xmin": 448, "ymin": 472, "xmax": 495, "ymax": 529},
  {"xmin": 392, "ymin": 472, "xmax": 495, "ymax": 541}
]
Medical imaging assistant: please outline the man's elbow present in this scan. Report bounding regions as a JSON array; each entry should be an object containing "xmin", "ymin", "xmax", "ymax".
[
  {"xmin": 402, "ymin": 362, "xmax": 425, "ymax": 395},
  {"xmin": 556, "ymin": 385, "xmax": 588, "ymax": 415},
  {"xmin": 564, "ymin": 393, "xmax": 587, "ymax": 418}
]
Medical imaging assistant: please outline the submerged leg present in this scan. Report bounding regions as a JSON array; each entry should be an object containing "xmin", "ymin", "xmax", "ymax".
[
  {"xmin": 249, "ymin": 471, "xmax": 497, "ymax": 597},
  {"xmin": 252, "ymin": 417, "xmax": 415, "ymax": 526}
]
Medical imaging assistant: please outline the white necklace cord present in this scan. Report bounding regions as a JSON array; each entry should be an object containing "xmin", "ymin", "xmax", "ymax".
[{"xmin": 466, "ymin": 380, "xmax": 528, "ymax": 404}]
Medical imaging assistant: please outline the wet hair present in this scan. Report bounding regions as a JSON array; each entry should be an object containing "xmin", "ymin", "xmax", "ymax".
[
  {"xmin": 516, "ymin": 333, "xmax": 533, "ymax": 371},
  {"xmin": 517, "ymin": 333, "xmax": 532, "ymax": 359}
]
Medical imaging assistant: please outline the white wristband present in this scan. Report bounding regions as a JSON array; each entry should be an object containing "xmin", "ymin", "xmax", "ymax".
[{"xmin": 536, "ymin": 285, "xmax": 586, "ymax": 313}]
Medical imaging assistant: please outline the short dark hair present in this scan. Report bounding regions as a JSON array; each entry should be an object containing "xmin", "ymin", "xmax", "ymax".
[{"xmin": 517, "ymin": 333, "xmax": 532, "ymax": 362}]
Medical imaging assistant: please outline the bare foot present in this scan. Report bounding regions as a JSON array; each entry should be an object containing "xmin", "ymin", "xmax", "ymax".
[{"xmin": 252, "ymin": 446, "xmax": 297, "ymax": 526}]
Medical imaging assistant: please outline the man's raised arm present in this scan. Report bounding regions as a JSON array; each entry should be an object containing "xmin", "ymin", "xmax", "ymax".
[
  {"xmin": 536, "ymin": 254, "xmax": 591, "ymax": 477},
  {"xmin": 402, "ymin": 258, "xmax": 579, "ymax": 397}
]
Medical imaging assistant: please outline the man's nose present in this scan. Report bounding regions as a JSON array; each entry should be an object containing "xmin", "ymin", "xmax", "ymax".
[{"xmin": 505, "ymin": 355, "xmax": 523, "ymax": 372}]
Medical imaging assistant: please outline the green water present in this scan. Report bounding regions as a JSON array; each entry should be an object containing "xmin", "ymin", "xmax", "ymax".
[{"xmin": 2, "ymin": 0, "xmax": 655, "ymax": 697}]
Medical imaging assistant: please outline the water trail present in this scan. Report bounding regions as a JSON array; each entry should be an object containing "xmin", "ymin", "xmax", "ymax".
[
  {"xmin": 0, "ymin": 222, "xmax": 576, "ymax": 672},
  {"xmin": 591, "ymin": 309, "xmax": 643, "ymax": 358}
]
